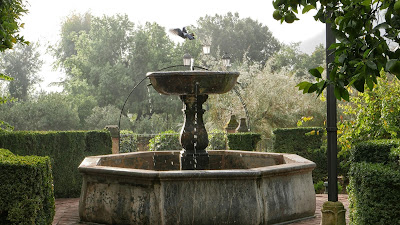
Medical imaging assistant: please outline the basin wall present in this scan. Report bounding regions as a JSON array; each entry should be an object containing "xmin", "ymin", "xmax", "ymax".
[{"xmin": 79, "ymin": 151, "xmax": 315, "ymax": 225}]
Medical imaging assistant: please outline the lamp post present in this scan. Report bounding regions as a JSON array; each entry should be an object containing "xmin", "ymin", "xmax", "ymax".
[
  {"xmin": 222, "ymin": 53, "xmax": 231, "ymax": 68},
  {"xmin": 183, "ymin": 53, "xmax": 194, "ymax": 71},
  {"xmin": 183, "ymin": 53, "xmax": 192, "ymax": 66},
  {"xmin": 202, "ymin": 44, "xmax": 211, "ymax": 55}
]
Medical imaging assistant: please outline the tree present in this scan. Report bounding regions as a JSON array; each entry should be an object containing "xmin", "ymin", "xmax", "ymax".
[
  {"xmin": 0, "ymin": 43, "xmax": 43, "ymax": 101},
  {"xmin": 194, "ymin": 12, "xmax": 281, "ymax": 64},
  {"xmin": 0, "ymin": 93, "xmax": 80, "ymax": 130},
  {"xmin": 268, "ymin": 43, "xmax": 325, "ymax": 78},
  {"xmin": 0, "ymin": 0, "xmax": 29, "ymax": 130},
  {"xmin": 0, "ymin": 0, "xmax": 28, "ymax": 52},
  {"xmin": 274, "ymin": 0, "xmax": 400, "ymax": 101}
]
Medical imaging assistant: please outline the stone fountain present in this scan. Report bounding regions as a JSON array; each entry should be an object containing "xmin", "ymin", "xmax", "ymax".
[{"xmin": 78, "ymin": 70, "xmax": 316, "ymax": 225}]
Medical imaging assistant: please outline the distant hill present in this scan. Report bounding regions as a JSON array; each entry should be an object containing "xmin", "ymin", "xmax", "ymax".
[{"xmin": 299, "ymin": 30, "xmax": 325, "ymax": 54}]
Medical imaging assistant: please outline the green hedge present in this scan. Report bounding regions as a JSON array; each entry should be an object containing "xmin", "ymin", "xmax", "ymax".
[
  {"xmin": 350, "ymin": 139, "xmax": 400, "ymax": 165},
  {"xmin": 348, "ymin": 162, "xmax": 400, "ymax": 224},
  {"xmin": 273, "ymin": 127, "xmax": 324, "ymax": 153},
  {"xmin": 348, "ymin": 140, "xmax": 400, "ymax": 224},
  {"xmin": 0, "ymin": 131, "xmax": 112, "ymax": 198},
  {"xmin": 0, "ymin": 149, "xmax": 55, "ymax": 224},
  {"xmin": 148, "ymin": 130, "xmax": 181, "ymax": 151},
  {"xmin": 120, "ymin": 130, "xmax": 138, "ymax": 153},
  {"xmin": 227, "ymin": 132, "xmax": 261, "ymax": 151},
  {"xmin": 273, "ymin": 127, "xmax": 326, "ymax": 183}
]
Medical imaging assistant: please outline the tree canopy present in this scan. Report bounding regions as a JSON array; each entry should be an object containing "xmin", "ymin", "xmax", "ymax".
[
  {"xmin": 194, "ymin": 12, "xmax": 281, "ymax": 64},
  {"xmin": 273, "ymin": 0, "xmax": 400, "ymax": 101}
]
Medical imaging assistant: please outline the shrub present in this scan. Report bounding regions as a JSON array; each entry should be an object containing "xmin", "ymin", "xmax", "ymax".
[
  {"xmin": 0, "ymin": 149, "xmax": 55, "ymax": 224},
  {"xmin": 148, "ymin": 130, "xmax": 181, "ymax": 151},
  {"xmin": 227, "ymin": 132, "xmax": 261, "ymax": 151},
  {"xmin": 120, "ymin": 130, "xmax": 138, "ymax": 153},
  {"xmin": 348, "ymin": 162, "xmax": 400, "ymax": 224},
  {"xmin": 272, "ymin": 127, "xmax": 327, "ymax": 183},
  {"xmin": 350, "ymin": 139, "xmax": 400, "ymax": 165},
  {"xmin": 207, "ymin": 129, "xmax": 227, "ymax": 150},
  {"xmin": 0, "ymin": 131, "xmax": 112, "ymax": 198},
  {"xmin": 273, "ymin": 127, "xmax": 324, "ymax": 153}
]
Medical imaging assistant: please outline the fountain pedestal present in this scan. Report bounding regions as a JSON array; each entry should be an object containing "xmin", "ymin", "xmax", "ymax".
[
  {"xmin": 179, "ymin": 95, "xmax": 209, "ymax": 170},
  {"xmin": 146, "ymin": 71, "xmax": 240, "ymax": 170}
]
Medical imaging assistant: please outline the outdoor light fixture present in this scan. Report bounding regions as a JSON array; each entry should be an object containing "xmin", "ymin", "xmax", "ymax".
[
  {"xmin": 183, "ymin": 53, "xmax": 192, "ymax": 66},
  {"xmin": 202, "ymin": 44, "xmax": 211, "ymax": 55},
  {"xmin": 222, "ymin": 53, "xmax": 231, "ymax": 67}
]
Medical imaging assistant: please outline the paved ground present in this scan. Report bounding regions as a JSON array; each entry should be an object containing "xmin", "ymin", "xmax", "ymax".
[{"xmin": 53, "ymin": 194, "xmax": 349, "ymax": 225}]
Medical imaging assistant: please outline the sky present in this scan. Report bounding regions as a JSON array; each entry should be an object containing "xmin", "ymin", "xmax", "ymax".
[{"xmin": 19, "ymin": 0, "xmax": 326, "ymax": 92}]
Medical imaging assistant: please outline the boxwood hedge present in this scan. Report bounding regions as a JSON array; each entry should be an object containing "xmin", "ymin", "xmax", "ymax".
[
  {"xmin": 0, "ymin": 148, "xmax": 55, "ymax": 224},
  {"xmin": 0, "ymin": 131, "xmax": 112, "ymax": 198}
]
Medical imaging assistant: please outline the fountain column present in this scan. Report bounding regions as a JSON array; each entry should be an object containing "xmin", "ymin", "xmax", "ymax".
[{"xmin": 179, "ymin": 95, "xmax": 209, "ymax": 170}]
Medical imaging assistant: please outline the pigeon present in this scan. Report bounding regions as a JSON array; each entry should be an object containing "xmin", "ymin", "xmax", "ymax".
[{"xmin": 169, "ymin": 27, "xmax": 195, "ymax": 40}]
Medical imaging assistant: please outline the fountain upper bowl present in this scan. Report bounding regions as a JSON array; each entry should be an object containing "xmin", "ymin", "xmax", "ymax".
[{"xmin": 146, "ymin": 71, "xmax": 240, "ymax": 95}]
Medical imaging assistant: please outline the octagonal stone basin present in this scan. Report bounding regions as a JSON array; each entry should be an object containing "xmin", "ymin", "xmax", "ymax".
[
  {"xmin": 78, "ymin": 150, "xmax": 316, "ymax": 225},
  {"xmin": 146, "ymin": 71, "xmax": 240, "ymax": 95}
]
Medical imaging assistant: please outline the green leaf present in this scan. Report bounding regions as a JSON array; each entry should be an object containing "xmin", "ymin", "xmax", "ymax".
[
  {"xmin": 0, "ymin": 73, "xmax": 13, "ymax": 81},
  {"xmin": 328, "ymin": 43, "xmax": 342, "ymax": 50},
  {"xmin": 366, "ymin": 60, "xmax": 377, "ymax": 70},
  {"xmin": 309, "ymin": 67, "xmax": 324, "ymax": 78},
  {"xmin": 361, "ymin": 0, "xmax": 371, "ymax": 6},
  {"xmin": 338, "ymin": 53, "xmax": 347, "ymax": 64},
  {"xmin": 341, "ymin": 88, "xmax": 350, "ymax": 101},
  {"xmin": 302, "ymin": 5, "xmax": 315, "ymax": 14}
]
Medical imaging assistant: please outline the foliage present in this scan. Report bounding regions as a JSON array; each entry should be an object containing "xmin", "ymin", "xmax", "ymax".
[
  {"xmin": 348, "ymin": 139, "xmax": 400, "ymax": 224},
  {"xmin": 0, "ymin": 0, "xmax": 28, "ymax": 52},
  {"xmin": 119, "ymin": 130, "xmax": 138, "ymax": 153},
  {"xmin": 338, "ymin": 75, "xmax": 400, "ymax": 172},
  {"xmin": 0, "ymin": 42, "xmax": 43, "ymax": 101},
  {"xmin": 207, "ymin": 129, "xmax": 227, "ymax": 150},
  {"xmin": 0, "ymin": 93, "xmax": 80, "ymax": 130},
  {"xmin": 0, "ymin": 148, "xmax": 55, "ymax": 224},
  {"xmin": 205, "ymin": 53, "xmax": 326, "ymax": 148},
  {"xmin": 273, "ymin": 127, "xmax": 327, "ymax": 182},
  {"xmin": 348, "ymin": 162, "xmax": 400, "ymax": 225},
  {"xmin": 227, "ymin": 132, "xmax": 261, "ymax": 151},
  {"xmin": 273, "ymin": 127, "xmax": 324, "ymax": 153},
  {"xmin": 85, "ymin": 105, "xmax": 131, "ymax": 130},
  {"xmin": 274, "ymin": 0, "xmax": 400, "ymax": 101},
  {"xmin": 148, "ymin": 130, "xmax": 181, "ymax": 151},
  {"xmin": 269, "ymin": 43, "xmax": 325, "ymax": 79},
  {"xmin": 0, "ymin": 131, "xmax": 112, "ymax": 197},
  {"xmin": 194, "ymin": 12, "xmax": 281, "ymax": 64}
]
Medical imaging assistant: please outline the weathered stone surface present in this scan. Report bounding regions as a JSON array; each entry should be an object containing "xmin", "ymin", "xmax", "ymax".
[
  {"xmin": 321, "ymin": 201, "xmax": 346, "ymax": 225},
  {"xmin": 79, "ymin": 150, "xmax": 316, "ymax": 225}
]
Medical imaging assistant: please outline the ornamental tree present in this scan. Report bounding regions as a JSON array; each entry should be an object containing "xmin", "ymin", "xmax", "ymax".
[{"xmin": 273, "ymin": 0, "xmax": 400, "ymax": 101}]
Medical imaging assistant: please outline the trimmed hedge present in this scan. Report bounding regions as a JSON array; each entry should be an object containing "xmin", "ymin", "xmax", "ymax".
[
  {"xmin": 227, "ymin": 133, "xmax": 261, "ymax": 151},
  {"xmin": 0, "ymin": 131, "xmax": 112, "ymax": 198},
  {"xmin": 272, "ymin": 127, "xmax": 326, "ymax": 183},
  {"xmin": 273, "ymin": 127, "xmax": 324, "ymax": 153},
  {"xmin": 0, "ymin": 148, "xmax": 55, "ymax": 224},
  {"xmin": 348, "ymin": 139, "xmax": 400, "ymax": 224},
  {"xmin": 348, "ymin": 162, "xmax": 400, "ymax": 224},
  {"xmin": 148, "ymin": 130, "xmax": 181, "ymax": 151},
  {"xmin": 350, "ymin": 139, "xmax": 400, "ymax": 165}
]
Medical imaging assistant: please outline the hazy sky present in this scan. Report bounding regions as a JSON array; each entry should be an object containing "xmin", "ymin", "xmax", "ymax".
[{"xmin": 19, "ymin": 0, "xmax": 326, "ymax": 91}]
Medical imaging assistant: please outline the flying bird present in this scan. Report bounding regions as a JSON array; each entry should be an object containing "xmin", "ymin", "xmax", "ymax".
[{"xmin": 169, "ymin": 27, "xmax": 195, "ymax": 40}]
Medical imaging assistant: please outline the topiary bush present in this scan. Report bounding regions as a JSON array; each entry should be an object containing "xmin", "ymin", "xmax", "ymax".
[
  {"xmin": 348, "ymin": 139, "xmax": 400, "ymax": 224},
  {"xmin": 272, "ymin": 127, "xmax": 326, "ymax": 183},
  {"xmin": 273, "ymin": 127, "xmax": 324, "ymax": 153},
  {"xmin": 227, "ymin": 132, "xmax": 261, "ymax": 151},
  {"xmin": 348, "ymin": 162, "xmax": 400, "ymax": 224},
  {"xmin": 0, "ymin": 148, "xmax": 55, "ymax": 224},
  {"xmin": 0, "ymin": 130, "xmax": 112, "ymax": 198},
  {"xmin": 148, "ymin": 130, "xmax": 181, "ymax": 151}
]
